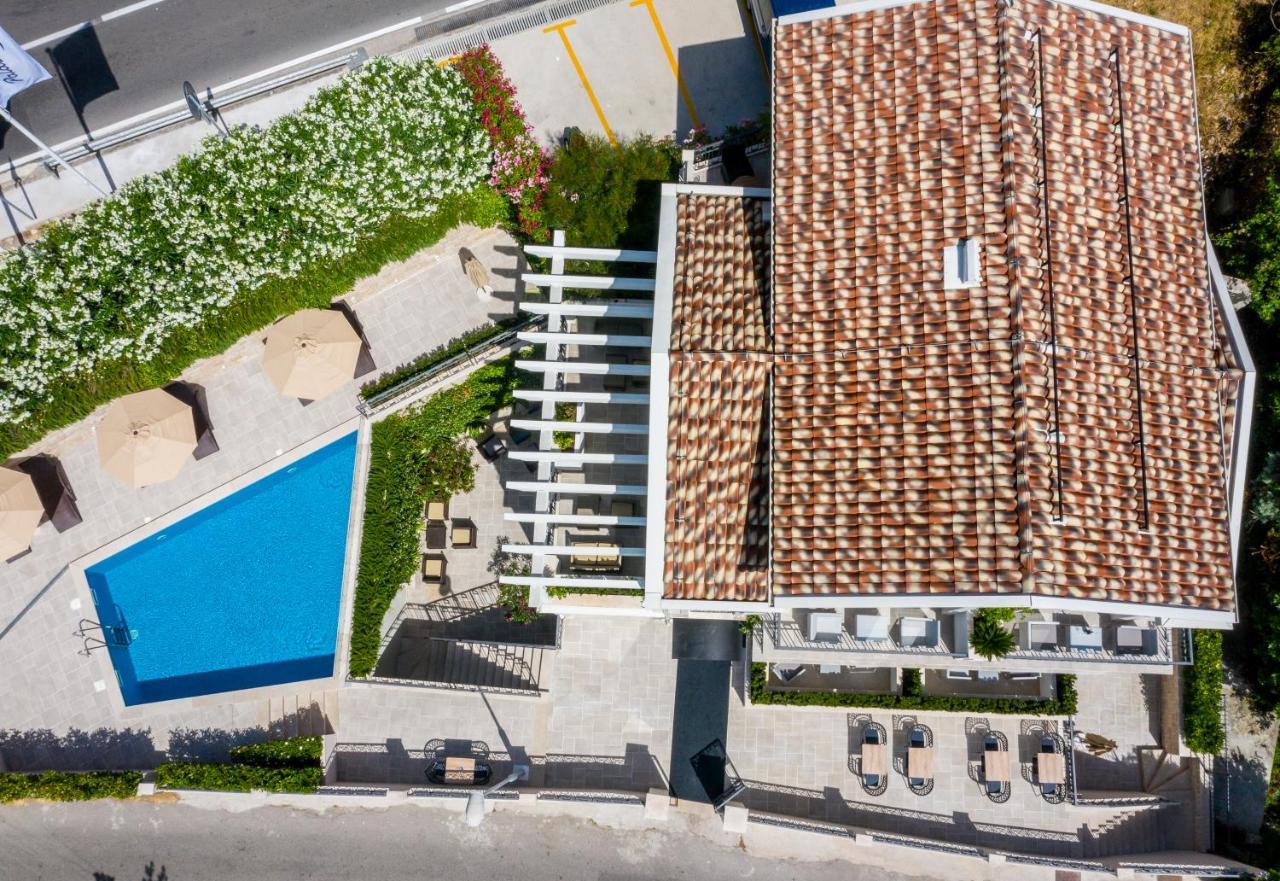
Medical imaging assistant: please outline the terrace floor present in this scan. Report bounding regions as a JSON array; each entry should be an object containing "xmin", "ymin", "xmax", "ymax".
[{"xmin": 0, "ymin": 224, "xmax": 520, "ymax": 742}]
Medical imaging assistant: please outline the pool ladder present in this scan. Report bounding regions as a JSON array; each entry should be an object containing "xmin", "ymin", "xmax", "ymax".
[{"xmin": 74, "ymin": 618, "xmax": 131, "ymax": 656}]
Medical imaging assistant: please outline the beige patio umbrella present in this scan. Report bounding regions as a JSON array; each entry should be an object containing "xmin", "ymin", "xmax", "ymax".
[
  {"xmin": 0, "ymin": 467, "xmax": 43, "ymax": 559},
  {"xmin": 262, "ymin": 308, "xmax": 362, "ymax": 401},
  {"xmin": 97, "ymin": 389, "xmax": 197, "ymax": 488}
]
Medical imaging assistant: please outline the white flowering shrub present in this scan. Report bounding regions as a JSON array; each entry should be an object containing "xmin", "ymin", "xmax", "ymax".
[{"xmin": 0, "ymin": 57, "xmax": 490, "ymax": 427}]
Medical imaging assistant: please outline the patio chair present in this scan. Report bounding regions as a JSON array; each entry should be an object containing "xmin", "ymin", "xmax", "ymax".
[
  {"xmin": 772, "ymin": 664, "xmax": 805, "ymax": 684},
  {"xmin": 569, "ymin": 540, "xmax": 622, "ymax": 573},
  {"xmin": 1036, "ymin": 734, "xmax": 1067, "ymax": 804},
  {"xmin": 476, "ymin": 433, "xmax": 507, "ymax": 462},
  {"xmin": 425, "ymin": 523, "xmax": 447, "ymax": 550},
  {"xmin": 982, "ymin": 732, "xmax": 1011, "ymax": 803},
  {"xmin": 905, "ymin": 724, "xmax": 935, "ymax": 796},
  {"xmin": 450, "ymin": 519, "xmax": 477, "ymax": 549},
  {"xmin": 422, "ymin": 554, "xmax": 446, "ymax": 584}
]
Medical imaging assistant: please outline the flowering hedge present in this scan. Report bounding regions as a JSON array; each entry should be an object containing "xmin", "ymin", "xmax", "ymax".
[
  {"xmin": 454, "ymin": 46, "xmax": 550, "ymax": 239},
  {"xmin": 0, "ymin": 56, "xmax": 491, "ymax": 453}
]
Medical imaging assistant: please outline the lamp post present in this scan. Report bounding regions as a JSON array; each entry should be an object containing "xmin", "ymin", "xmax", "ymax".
[{"xmin": 465, "ymin": 764, "xmax": 529, "ymax": 827}]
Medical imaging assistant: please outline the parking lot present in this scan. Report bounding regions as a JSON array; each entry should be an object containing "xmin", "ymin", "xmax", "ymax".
[{"xmin": 487, "ymin": 0, "xmax": 770, "ymax": 144}]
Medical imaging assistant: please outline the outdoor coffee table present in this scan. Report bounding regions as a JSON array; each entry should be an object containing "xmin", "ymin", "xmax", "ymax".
[
  {"xmin": 984, "ymin": 750, "xmax": 1011, "ymax": 783},
  {"xmin": 861, "ymin": 743, "xmax": 887, "ymax": 777},
  {"xmin": 1037, "ymin": 752, "xmax": 1066, "ymax": 785},
  {"xmin": 908, "ymin": 746, "xmax": 934, "ymax": 781}
]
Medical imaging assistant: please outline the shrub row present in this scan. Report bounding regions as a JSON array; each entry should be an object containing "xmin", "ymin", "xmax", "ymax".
[
  {"xmin": 0, "ymin": 57, "xmax": 492, "ymax": 455},
  {"xmin": 545, "ymin": 586, "xmax": 645, "ymax": 598},
  {"xmin": 228, "ymin": 736, "xmax": 323, "ymax": 769},
  {"xmin": 154, "ymin": 763, "xmax": 322, "ymax": 793},
  {"xmin": 0, "ymin": 770, "xmax": 142, "ymax": 803},
  {"xmin": 358, "ymin": 315, "xmax": 523, "ymax": 402},
  {"xmin": 349, "ymin": 358, "xmax": 525, "ymax": 677},
  {"xmin": 1183, "ymin": 630, "xmax": 1226, "ymax": 754},
  {"xmin": 454, "ymin": 45, "xmax": 549, "ymax": 238},
  {"xmin": 750, "ymin": 664, "xmax": 1078, "ymax": 716}
]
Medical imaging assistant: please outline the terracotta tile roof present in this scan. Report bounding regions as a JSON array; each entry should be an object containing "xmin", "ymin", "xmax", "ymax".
[
  {"xmin": 663, "ymin": 194, "xmax": 771, "ymax": 601},
  {"xmin": 767, "ymin": 0, "xmax": 1239, "ymax": 610}
]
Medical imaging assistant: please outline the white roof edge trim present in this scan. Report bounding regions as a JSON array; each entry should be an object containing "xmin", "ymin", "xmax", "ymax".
[
  {"xmin": 667, "ymin": 182, "xmax": 771, "ymax": 199},
  {"xmin": 643, "ymin": 188, "xmax": 679, "ymax": 609},
  {"xmin": 776, "ymin": 0, "xmax": 1188, "ymax": 37},
  {"xmin": 1207, "ymin": 240, "xmax": 1256, "ymax": 585},
  {"xmin": 657, "ymin": 598, "xmax": 773, "ymax": 613}
]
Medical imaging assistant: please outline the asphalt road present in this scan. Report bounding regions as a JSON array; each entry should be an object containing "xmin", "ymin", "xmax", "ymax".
[
  {"xmin": 0, "ymin": 800, "xmax": 933, "ymax": 881},
  {"xmin": 0, "ymin": 0, "xmax": 455, "ymax": 156}
]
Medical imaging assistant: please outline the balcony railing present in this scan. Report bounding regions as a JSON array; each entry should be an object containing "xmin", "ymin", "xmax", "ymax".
[
  {"xmin": 764, "ymin": 616, "xmax": 954, "ymax": 656},
  {"xmin": 1005, "ymin": 625, "xmax": 1183, "ymax": 665}
]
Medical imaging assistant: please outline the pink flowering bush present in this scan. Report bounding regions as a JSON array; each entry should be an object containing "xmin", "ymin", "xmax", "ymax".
[{"xmin": 454, "ymin": 46, "xmax": 550, "ymax": 239}]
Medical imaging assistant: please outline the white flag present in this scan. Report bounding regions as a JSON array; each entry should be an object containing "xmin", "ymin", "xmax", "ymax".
[{"xmin": 0, "ymin": 25, "xmax": 51, "ymax": 108}]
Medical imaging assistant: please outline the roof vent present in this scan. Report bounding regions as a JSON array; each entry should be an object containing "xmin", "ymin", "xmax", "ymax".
[{"xmin": 944, "ymin": 238, "xmax": 981, "ymax": 289}]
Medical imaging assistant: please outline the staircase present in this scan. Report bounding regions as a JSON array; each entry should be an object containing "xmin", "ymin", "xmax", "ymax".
[
  {"xmin": 413, "ymin": 639, "xmax": 545, "ymax": 692},
  {"xmin": 1085, "ymin": 806, "xmax": 1167, "ymax": 858},
  {"xmin": 1138, "ymin": 747, "xmax": 1210, "ymax": 851},
  {"xmin": 262, "ymin": 690, "xmax": 338, "ymax": 739}
]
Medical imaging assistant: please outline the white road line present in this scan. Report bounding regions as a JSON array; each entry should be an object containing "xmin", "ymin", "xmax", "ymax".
[
  {"xmin": 445, "ymin": 0, "xmax": 488, "ymax": 11},
  {"xmin": 8, "ymin": 14, "xmax": 425, "ymax": 168},
  {"xmin": 20, "ymin": 0, "xmax": 171, "ymax": 50}
]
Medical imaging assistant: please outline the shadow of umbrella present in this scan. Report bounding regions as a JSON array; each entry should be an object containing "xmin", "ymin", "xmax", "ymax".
[{"xmin": 45, "ymin": 25, "xmax": 119, "ymax": 190}]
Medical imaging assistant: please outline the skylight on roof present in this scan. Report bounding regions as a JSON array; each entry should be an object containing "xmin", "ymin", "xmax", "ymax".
[{"xmin": 944, "ymin": 238, "xmax": 981, "ymax": 289}]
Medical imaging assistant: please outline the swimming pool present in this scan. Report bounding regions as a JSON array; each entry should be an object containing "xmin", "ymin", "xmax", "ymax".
[{"xmin": 85, "ymin": 432, "xmax": 358, "ymax": 706}]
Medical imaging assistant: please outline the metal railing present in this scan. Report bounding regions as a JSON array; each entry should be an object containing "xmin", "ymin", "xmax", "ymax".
[
  {"xmin": 1006, "ymin": 626, "xmax": 1177, "ymax": 665},
  {"xmin": 764, "ymin": 615, "xmax": 954, "ymax": 656},
  {"xmin": 357, "ymin": 315, "xmax": 542, "ymax": 415},
  {"xmin": 40, "ymin": 54, "xmax": 359, "ymax": 173}
]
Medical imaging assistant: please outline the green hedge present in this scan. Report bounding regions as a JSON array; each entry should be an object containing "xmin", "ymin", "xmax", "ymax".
[
  {"xmin": 0, "ymin": 187, "xmax": 507, "ymax": 460},
  {"xmin": 545, "ymin": 586, "xmax": 645, "ymax": 598},
  {"xmin": 358, "ymin": 315, "xmax": 523, "ymax": 401},
  {"xmin": 155, "ymin": 763, "xmax": 322, "ymax": 793},
  {"xmin": 228, "ymin": 736, "xmax": 322, "ymax": 769},
  {"xmin": 750, "ymin": 664, "xmax": 1078, "ymax": 716},
  {"xmin": 1183, "ymin": 630, "xmax": 1226, "ymax": 754},
  {"xmin": 0, "ymin": 770, "xmax": 141, "ymax": 803},
  {"xmin": 349, "ymin": 358, "xmax": 525, "ymax": 676}
]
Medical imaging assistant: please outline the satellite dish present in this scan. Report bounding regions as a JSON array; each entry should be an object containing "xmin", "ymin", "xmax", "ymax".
[{"xmin": 182, "ymin": 81, "xmax": 203, "ymax": 121}]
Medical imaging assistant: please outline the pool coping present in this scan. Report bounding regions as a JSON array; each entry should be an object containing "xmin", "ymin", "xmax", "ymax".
[{"xmin": 69, "ymin": 418, "xmax": 363, "ymax": 718}]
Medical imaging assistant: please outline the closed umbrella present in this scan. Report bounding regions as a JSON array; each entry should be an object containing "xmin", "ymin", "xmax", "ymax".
[
  {"xmin": 0, "ymin": 467, "xmax": 43, "ymax": 559},
  {"xmin": 97, "ymin": 389, "xmax": 197, "ymax": 488},
  {"xmin": 262, "ymin": 308, "xmax": 362, "ymax": 401}
]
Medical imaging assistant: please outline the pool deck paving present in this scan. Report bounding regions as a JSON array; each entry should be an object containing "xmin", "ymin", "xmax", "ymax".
[{"xmin": 0, "ymin": 224, "xmax": 520, "ymax": 742}]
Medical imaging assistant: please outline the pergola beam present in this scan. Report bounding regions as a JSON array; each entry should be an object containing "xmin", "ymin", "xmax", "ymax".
[
  {"xmin": 514, "ymin": 390, "xmax": 651, "ymax": 405},
  {"xmin": 518, "ymin": 331, "xmax": 652, "ymax": 348},
  {"xmin": 523, "ymin": 244, "xmax": 658, "ymax": 264},
  {"xmin": 505, "ymin": 481, "xmax": 648, "ymax": 495},
  {"xmin": 509, "ymin": 451, "xmax": 648, "ymax": 465},
  {"xmin": 509, "ymin": 419, "xmax": 648, "ymax": 435},
  {"xmin": 501, "ymin": 544, "xmax": 646, "ymax": 557},
  {"xmin": 500, "ymin": 575, "xmax": 644, "ymax": 590},
  {"xmin": 519, "ymin": 302, "xmax": 654, "ymax": 319},
  {"xmin": 523, "ymin": 273, "xmax": 655, "ymax": 292},
  {"xmin": 503, "ymin": 512, "xmax": 648, "ymax": 526},
  {"xmin": 516, "ymin": 360, "xmax": 650, "ymax": 376}
]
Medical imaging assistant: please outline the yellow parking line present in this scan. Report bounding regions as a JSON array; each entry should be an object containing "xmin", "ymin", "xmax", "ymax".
[
  {"xmin": 435, "ymin": 55, "xmax": 460, "ymax": 67},
  {"xmin": 544, "ymin": 19, "xmax": 618, "ymax": 147},
  {"xmin": 629, "ymin": 0, "xmax": 701, "ymax": 131}
]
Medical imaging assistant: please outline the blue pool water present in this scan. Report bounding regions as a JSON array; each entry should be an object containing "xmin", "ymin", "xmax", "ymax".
[{"xmin": 85, "ymin": 433, "xmax": 358, "ymax": 706}]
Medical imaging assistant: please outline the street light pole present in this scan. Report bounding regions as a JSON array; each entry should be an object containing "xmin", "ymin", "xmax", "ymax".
[{"xmin": 465, "ymin": 764, "xmax": 529, "ymax": 827}]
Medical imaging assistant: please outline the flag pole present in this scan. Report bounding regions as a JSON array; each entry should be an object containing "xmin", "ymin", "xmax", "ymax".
[{"xmin": 0, "ymin": 107, "xmax": 109, "ymax": 198}]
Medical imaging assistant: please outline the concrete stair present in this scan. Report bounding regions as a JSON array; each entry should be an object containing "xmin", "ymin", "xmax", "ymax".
[
  {"xmin": 263, "ymin": 690, "xmax": 338, "ymax": 739},
  {"xmin": 1086, "ymin": 807, "xmax": 1167, "ymax": 857},
  {"xmin": 420, "ymin": 639, "xmax": 544, "ymax": 691}
]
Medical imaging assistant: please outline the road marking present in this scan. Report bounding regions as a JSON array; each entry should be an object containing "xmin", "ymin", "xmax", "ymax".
[
  {"xmin": 543, "ymin": 20, "xmax": 617, "ymax": 147},
  {"xmin": 21, "ymin": 0, "xmax": 171, "ymax": 49},
  {"xmin": 445, "ymin": 0, "xmax": 488, "ymax": 11},
  {"xmin": 7, "ymin": 15, "xmax": 425, "ymax": 169},
  {"xmin": 629, "ymin": 0, "xmax": 700, "ymax": 131}
]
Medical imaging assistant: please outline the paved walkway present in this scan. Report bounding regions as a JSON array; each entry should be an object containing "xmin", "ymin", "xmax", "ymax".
[{"xmin": 0, "ymin": 224, "xmax": 519, "ymax": 745}]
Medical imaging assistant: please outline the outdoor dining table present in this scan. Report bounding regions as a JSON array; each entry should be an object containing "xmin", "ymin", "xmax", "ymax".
[
  {"xmin": 983, "ymin": 749, "xmax": 1011, "ymax": 783},
  {"xmin": 908, "ymin": 746, "xmax": 934, "ymax": 780},
  {"xmin": 1037, "ymin": 752, "xmax": 1066, "ymax": 785},
  {"xmin": 861, "ymin": 742, "xmax": 887, "ymax": 777}
]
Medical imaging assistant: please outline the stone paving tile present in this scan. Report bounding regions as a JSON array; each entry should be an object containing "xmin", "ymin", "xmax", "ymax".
[{"xmin": 0, "ymin": 226, "xmax": 519, "ymax": 747}]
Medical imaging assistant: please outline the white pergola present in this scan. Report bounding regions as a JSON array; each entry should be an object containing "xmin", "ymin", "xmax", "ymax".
[{"xmin": 500, "ymin": 232, "xmax": 657, "ymax": 601}]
